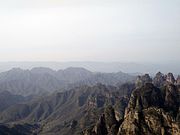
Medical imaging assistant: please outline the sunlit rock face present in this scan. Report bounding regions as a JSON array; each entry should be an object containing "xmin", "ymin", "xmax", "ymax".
[
  {"xmin": 118, "ymin": 83, "xmax": 180, "ymax": 135},
  {"xmin": 84, "ymin": 73, "xmax": 180, "ymax": 135}
]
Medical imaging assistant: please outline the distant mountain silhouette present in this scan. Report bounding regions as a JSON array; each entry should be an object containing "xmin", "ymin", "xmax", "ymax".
[{"xmin": 0, "ymin": 67, "xmax": 135, "ymax": 96}]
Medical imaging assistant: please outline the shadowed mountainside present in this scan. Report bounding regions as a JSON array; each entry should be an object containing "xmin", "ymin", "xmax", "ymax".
[
  {"xmin": 0, "ymin": 83, "xmax": 135, "ymax": 135},
  {"xmin": 0, "ymin": 91, "xmax": 27, "ymax": 112}
]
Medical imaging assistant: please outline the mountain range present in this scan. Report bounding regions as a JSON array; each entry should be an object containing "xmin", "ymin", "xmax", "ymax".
[
  {"xmin": 0, "ymin": 62, "xmax": 180, "ymax": 75},
  {"xmin": 0, "ymin": 68, "xmax": 179, "ymax": 135},
  {"xmin": 0, "ymin": 67, "xmax": 135, "ymax": 96}
]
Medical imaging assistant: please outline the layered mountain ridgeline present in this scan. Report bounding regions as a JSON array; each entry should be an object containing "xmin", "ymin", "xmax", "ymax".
[
  {"xmin": 0, "ymin": 83, "xmax": 134, "ymax": 135},
  {"xmin": 84, "ymin": 72, "xmax": 180, "ymax": 135},
  {"xmin": 0, "ymin": 67, "xmax": 135, "ymax": 96}
]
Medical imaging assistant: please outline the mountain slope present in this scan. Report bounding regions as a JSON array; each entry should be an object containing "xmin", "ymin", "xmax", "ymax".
[
  {"xmin": 0, "ymin": 83, "xmax": 134, "ymax": 135},
  {"xmin": 0, "ymin": 91, "xmax": 26, "ymax": 112}
]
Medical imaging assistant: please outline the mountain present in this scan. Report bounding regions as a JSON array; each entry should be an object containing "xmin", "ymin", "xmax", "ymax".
[
  {"xmin": 0, "ymin": 71, "xmax": 179, "ymax": 135},
  {"xmin": 0, "ymin": 83, "xmax": 135, "ymax": 135},
  {"xmin": 119, "ymin": 83, "xmax": 179, "ymax": 135},
  {"xmin": 0, "ymin": 91, "xmax": 27, "ymax": 112},
  {"xmin": 0, "ymin": 62, "xmax": 180, "ymax": 75},
  {"xmin": 84, "ymin": 73, "xmax": 180, "ymax": 135},
  {"xmin": 0, "ymin": 67, "xmax": 135, "ymax": 96}
]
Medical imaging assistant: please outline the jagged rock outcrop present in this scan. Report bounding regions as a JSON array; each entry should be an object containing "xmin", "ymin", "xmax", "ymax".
[
  {"xmin": 119, "ymin": 106, "xmax": 180, "ymax": 135},
  {"xmin": 127, "ymin": 83, "xmax": 163, "ymax": 110},
  {"xmin": 153, "ymin": 72, "xmax": 166, "ymax": 87},
  {"xmin": 135, "ymin": 74, "xmax": 152, "ymax": 88},
  {"xmin": 82, "ymin": 114, "xmax": 108, "ymax": 135},
  {"xmin": 165, "ymin": 72, "xmax": 175, "ymax": 84},
  {"xmin": 118, "ymin": 83, "xmax": 180, "ymax": 135},
  {"xmin": 163, "ymin": 84, "xmax": 179, "ymax": 115},
  {"xmin": 85, "ymin": 73, "xmax": 180, "ymax": 135},
  {"xmin": 151, "ymin": 72, "xmax": 179, "ymax": 87},
  {"xmin": 104, "ymin": 106, "xmax": 119, "ymax": 135},
  {"xmin": 84, "ymin": 106, "xmax": 120, "ymax": 135}
]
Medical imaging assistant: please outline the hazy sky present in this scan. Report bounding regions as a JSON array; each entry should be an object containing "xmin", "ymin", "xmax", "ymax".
[{"xmin": 0, "ymin": 0, "xmax": 180, "ymax": 62}]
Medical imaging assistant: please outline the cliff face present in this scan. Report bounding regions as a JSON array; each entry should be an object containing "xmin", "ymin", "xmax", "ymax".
[
  {"xmin": 119, "ymin": 73, "xmax": 180, "ymax": 135},
  {"xmin": 85, "ymin": 73, "xmax": 180, "ymax": 135},
  {"xmin": 119, "ymin": 83, "xmax": 180, "ymax": 135}
]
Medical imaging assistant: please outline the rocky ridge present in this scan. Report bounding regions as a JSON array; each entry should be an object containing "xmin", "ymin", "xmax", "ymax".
[{"xmin": 85, "ymin": 72, "xmax": 180, "ymax": 135}]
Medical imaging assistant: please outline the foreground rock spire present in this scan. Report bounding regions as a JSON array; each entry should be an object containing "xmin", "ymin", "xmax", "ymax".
[{"xmin": 84, "ymin": 72, "xmax": 180, "ymax": 135}]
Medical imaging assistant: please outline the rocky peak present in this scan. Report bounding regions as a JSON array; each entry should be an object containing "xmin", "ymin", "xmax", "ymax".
[
  {"xmin": 153, "ymin": 72, "xmax": 166, "ymax": 87},
  {"xmin": 104, "ymin": 105, "xmax": 119, "ymax": 134},
  {"xmin": 163, "ymin": 84, "xmax": 179, "ymax": 115},
  {"xmin": 153, "ymin": 72, "xmax": 180, "ymax": 87},
  {"xmin": 83, "ymin": 81, "xmax": 180, "ymax": 135},
  {"xmin": 119, "ymin": 83, "xmax": 180, "ymax": 135},
  {"xmin": 128, "ymin": 83, "xmax": 163, "ymax": 111},
  {"xmin": 176, "ymin": 75, "xmax": 180, "ymax": 85},
  {"xmin": 86, "ymin": 106, "xmax": 119, "ymax": 135},
  {"xmin": 128, "ymin": 82, "xmax": 179, "ymax": 116},
  {"xmin": 135, "ymin": 74, "xmax": 152, "ymax": 88},
  {"xmin": 165, "ymin": 72, "xmax": 175, "ymax": 84}
]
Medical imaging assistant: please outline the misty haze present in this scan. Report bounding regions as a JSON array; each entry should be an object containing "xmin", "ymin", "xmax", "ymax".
[{"xmin": 0, "ymin": 0, "xmax": 180, "ymax": 135}]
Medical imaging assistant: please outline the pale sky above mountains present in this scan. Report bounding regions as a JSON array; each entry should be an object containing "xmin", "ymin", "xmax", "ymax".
[{"xmin": 0, "ymin": 0, "xmax": 180, "ymax": 63}]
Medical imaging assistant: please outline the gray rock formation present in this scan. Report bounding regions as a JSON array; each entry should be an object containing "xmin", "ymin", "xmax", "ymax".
[
  {"xmin": 84, "ymin": 73, "xmax": 180, "ymax": 135},
  {"xmin": 118, "ymin": 82, "xmax": 180, "ymax": 135},
  {"xmin": 176, "ymin": 75, "xmax": 180, "ymax": 85},
  {"xmin": 165, "ymin": 72, "xmax": 175, "ymax": 84},
  {"xmin": 153, "ymin": 72, "xmax": 166, "ymax": 87},
  {"xmin": 135, "ymin": 74, "xmax": 152, "ymax": 88}
]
